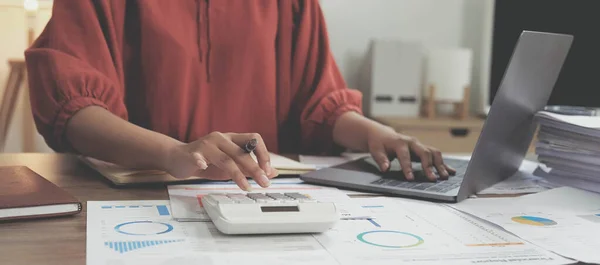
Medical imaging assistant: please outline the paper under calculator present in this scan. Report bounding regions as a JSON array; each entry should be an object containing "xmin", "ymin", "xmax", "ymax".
[{"xmin": 201, "ymin": 192, "xmax": 339, "ymax": 235}]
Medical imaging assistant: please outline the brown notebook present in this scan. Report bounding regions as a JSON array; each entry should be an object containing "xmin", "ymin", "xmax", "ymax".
[{"xmin": 0, "ymin": 166, "xmax": 82, "ymax": 221}]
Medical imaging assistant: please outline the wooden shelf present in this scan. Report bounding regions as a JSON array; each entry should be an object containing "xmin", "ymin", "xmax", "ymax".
[
  {"xmin": 375, "ymin": 115, "xmax": 484, "ymax": 130},
  {"xmin": 375, "ymin": 115, "xmax": 536, "ymax": 154}
]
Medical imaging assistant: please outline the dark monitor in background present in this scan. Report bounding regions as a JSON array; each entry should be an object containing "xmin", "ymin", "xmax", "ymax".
[{"xmin": 490, "ymin": 0, "xmax": 600, "ymax": 108}]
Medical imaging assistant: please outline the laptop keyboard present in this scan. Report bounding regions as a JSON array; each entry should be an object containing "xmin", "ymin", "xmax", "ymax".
[{"xmin": 370, "ymin": 159, "xmax": 469, "ymax": 193}]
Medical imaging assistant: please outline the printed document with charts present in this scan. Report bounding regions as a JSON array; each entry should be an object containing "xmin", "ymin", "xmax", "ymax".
[
  {"xmin": 86, "ymin": 198, "xmax": 570, "ymax": 265},
  {"xmin": 451, "ymin": 187, "xmax": 600, "ymax": 264}
]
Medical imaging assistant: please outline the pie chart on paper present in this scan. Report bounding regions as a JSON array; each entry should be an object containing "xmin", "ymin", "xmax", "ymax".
[{"xmin": 511, "ymin": 216, "xmax": 557, "ymax": 226}]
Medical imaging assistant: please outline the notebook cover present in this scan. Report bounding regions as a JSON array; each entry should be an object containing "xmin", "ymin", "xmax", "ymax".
[{"xmin": 0, "ymin": 166, "xmax": 82, "ymax": 221}]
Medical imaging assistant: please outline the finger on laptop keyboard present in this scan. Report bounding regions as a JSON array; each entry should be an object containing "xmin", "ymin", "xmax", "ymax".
[
  {"xmin": 394, "ymin": 143, "xmax": 414, "ymax": 181},
  {"xmin": 410, "ymin": 142, "xmax": 437, "ymax": 181},
  {"xmin": 368, "ymin": 141, "xmax": 390, "ymax": 172},
  {"xmin": 445, "ymin": 164, "xmax": 457, "ymax": 175},
  {"xmin": 431, "ymin": 148, "xmax": 449, "ymax": 180}
]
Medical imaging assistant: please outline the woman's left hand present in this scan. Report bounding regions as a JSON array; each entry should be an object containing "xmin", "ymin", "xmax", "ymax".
[{"xmin": 365, "ymin": 126, "xmax": 456, "ymax": 181}]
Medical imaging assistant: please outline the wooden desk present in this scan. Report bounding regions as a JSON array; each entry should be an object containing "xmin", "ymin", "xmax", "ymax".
[
  {"xmin": 0, "ymin": 153, "xmax": 542, "ymax": 265},
  {"xmin": 0, "ymin": 154, "xmax": 168, "ymax": 265}
]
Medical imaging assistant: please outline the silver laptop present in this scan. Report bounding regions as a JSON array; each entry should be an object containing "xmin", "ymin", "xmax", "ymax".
[{"xmin": 300, "ymin": 31, "xmax": 573, "ymax": 202}]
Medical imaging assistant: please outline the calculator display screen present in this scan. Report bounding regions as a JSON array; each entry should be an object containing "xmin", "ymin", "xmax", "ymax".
[{"xmin": 260, "ymin": 206, "xmax": 300, "ymax": 212}]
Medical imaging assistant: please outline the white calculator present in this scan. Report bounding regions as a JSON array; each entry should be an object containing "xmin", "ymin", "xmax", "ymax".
[{"xmin": 201, "ymin": 192, "xmax": 339, "ymax": 235}]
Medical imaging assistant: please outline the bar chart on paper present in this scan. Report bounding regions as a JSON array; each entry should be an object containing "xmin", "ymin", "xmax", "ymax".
[
  {"xmin": 87, "ymin": 200, "xmax": 190, "ymax": 261},
  {"xmin": 100, "ymin": 204, "xmax": 171, "ymax": 216},
  {"xmin": 104, "ymin": 239, "xmax": 185, "ymax": 254},
  {"xmin": 87, "ymin": 200, "xmax": 340, "ymax": 265}
]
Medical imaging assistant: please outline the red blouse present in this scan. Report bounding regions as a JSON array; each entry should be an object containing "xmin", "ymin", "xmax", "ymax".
[{"xmin": 25, "ymin": 0, "xmax": 362, "ymax": 154}]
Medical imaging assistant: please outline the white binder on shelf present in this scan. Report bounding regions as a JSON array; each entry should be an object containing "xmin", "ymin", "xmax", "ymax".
[{"xmin": 359, "ymin": 39, "xmax": 423, "ymax": 117}]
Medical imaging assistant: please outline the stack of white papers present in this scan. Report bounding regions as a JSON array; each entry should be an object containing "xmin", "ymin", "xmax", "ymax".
[{"xmin": 534, "ymin": 111, "xmax": 600, "ymax": 192}]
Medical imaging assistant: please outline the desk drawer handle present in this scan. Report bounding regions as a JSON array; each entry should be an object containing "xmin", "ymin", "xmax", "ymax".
[{"xmin": 450, "ymin": 128, "xmax": 469, "ymax": 137}]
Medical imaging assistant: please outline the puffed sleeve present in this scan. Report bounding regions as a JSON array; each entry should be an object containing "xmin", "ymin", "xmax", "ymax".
[
  {"xmin": 285, "ymin": 0, "xmax": 363, "ymax": 154},
  {"xmin": 24, "ymin": 0, "xmax": 127, "ymax": 152}
]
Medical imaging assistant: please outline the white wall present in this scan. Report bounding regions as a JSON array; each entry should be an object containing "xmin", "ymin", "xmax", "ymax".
[
  {"xmin": 460, "ymin": 0, "xmax": 495, "ymax": 115},
  {"xmin": 320, "ymin": 0, "xmax": 494, "ymax": 115}
]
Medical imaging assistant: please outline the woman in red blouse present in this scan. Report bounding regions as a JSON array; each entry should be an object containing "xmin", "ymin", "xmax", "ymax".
[{"xmin": 25, "ymin": 0, "xmax": 455, "ymax": 190}]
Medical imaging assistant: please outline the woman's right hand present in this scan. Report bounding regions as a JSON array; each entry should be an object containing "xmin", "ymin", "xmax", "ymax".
[{"xmin": 164, "ymin": 132, "xmax": 277, "ymax": 191}]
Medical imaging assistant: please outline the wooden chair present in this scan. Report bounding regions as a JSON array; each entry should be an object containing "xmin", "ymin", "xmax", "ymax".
[{"xmin": 0, "ymin": 59, "xmax": 34, "ymax": 152}]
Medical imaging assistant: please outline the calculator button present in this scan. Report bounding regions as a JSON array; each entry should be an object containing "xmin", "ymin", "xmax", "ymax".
[
  {"xmin": 230, "ymin": 197, "xmax": 254, "ymax": 202},
  {"xmin": 284, "ymin": 193, "xmax": 311, "ymax": 200},
  {"xmin": 226, "ymin": 194, "xmax": 247, "ymax": 199},
  {"xmin": 256, "ymin": 199, "xmax": 277, "ymax": 204},
  {"xmin": 247, "ymin": 193, "xmax": 273, "ymax": 201},
  {"xmin": 266, "ymin": 193, "xmax": 292, "ymax": 200}
]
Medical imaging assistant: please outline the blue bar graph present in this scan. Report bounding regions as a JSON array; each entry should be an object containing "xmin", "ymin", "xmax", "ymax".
[
  {"xmin": 105, "ymin": 240, "xmax": 184, "ymax": 254},
  {"xmin": 101, "ymin": 204, "xmax": 170, "ymax": 217},
  {"xmin": 156, "ymin": 205, "xmax": 170, "ymax": 216}
]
